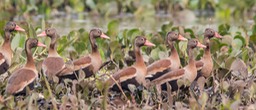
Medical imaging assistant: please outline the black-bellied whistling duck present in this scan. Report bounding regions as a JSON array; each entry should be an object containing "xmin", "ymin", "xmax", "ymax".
[
  {"xmin": 57, "ymin": 29, "xmax": 109, "ymax": 80},
  {"xmin": 6, "ymin": 38, "xmax": 46, "ymax": 95},
  {"xmin": 37, "ymin": 28, "xmax": 65, "ymax": 79},
  {"xmin": 194, "ymin": 28, "xmax": 222, "ymax": 93},
  {"xmin": 146, "ymin": 31, "xmax": 187, "ymax": 81},
  {"xmin": 151, "ymin": 39, "xmax": 206, "ymax": 91},
  {"xmin": 0, "ymin": 22, "xmax": 25, "ymax": 75},
  {"xmin": 106, "ymin": 36, "xmax": 155, "ymax": 92}
]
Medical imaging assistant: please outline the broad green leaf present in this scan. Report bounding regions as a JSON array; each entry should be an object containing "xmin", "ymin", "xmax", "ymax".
[
  {"xmin": 234, "ymin": 35, "xmax": 246, "ymax": 47},
  {"xmin": 232, "ymin": 38, "xmax": 243, "ymax": 50},
  {"xmin": 184, "ymin": 28, "xmax": 195, "ymax": 38},
  {"xmin": 218, "ymin": 24, "xmax": 230, "ymax": 35},
  {"xmin": 161, "ymin": 22, "xmax": 173, "ymax": 33},
  {"xmin": 249, "ymin": 34, "xmax": 256, "ymax": 45},
  {"xmin": 150, "ymin": 48, "xmax": 160, "ymax": 60},
  {"xmin": 253, "ymin": 25, "xmax": 256, "ymax": 35},
  {"xmin": 107, "ymin": 20, "xmax": 119, "ymax": 40},
  {"xmin": 86, "ymin": 0, "xmax": 96, "ymax": 9}
]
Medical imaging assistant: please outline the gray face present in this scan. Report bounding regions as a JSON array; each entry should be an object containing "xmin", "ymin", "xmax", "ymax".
[
  {"xmin": 26, "ymin": 38, "xmax": 38, "ymax": 49},
  {"xmin": 167, "ymin": 31, "xmax": 179, "ymax": 41},
  {"xmin": 45, "ymin": 28, "xmax": 57, "ymax": 38},
  {"xmin": 187, "ymin": 39, "xmax": 198, "ymax": 49},
  {"xmin": 135, "ymin": 36, "xmax": 146, "ymax": 47},
  {"xmin": 204, "ymin": 28, "xmax": 215, "ymax": 38},
  {"xmin": 90, "ymin": 29, "xmax": 102, "ymax": 38},
  {"xmin": 5, "ymin": 22, "xmax": 16, "ymax": 32}
]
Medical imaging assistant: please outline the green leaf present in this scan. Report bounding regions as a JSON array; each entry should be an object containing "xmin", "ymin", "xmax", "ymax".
[
  {"xmin": 252, "ymin": 25, "xmax": 256, "ymax": 35},
  {"xmin": 86, "ymin": 0, "xmax": 96, "ymax": 9},
  {"xmin": 249, "ymin": 34, "xmax": 256, "ymax": 45},
  {"xmin": 107, "ymin": 20, "xmax": 119, "ymax": 40},
  {"xmin": 96, "ymin": 80, "xmax": 104, "ymax": 91},
  {"xmin": 11, "ymin": 33, "xmax": 26, "ymax": 50},
  {"xmin": 232, "ymin": 37, "xmax": 243, "ymax": 50},
  {"xmin": 126, "ymin": 29, "xmax": 142, "ymax": 46},
  {"xmin": 150, "ymin": 48, "xmax": 160, "ymax": 60},
  {"xmin": 218, "ymin": 24, "xmax": 230, "ymax": 35},
  {"xmin": 234, "ymin": 35, "xmax": 246, "ymax": 47},
  {"xmin": 161, "ymin": 22, "xmax": 173, "ymax": 33},
  {"xmin": 184, "ymin": 28, "xmax": 195, "ymax": 38},
  {"xmin": 73, "ymin": 41, "xmax": 86, "ymax": 54}
]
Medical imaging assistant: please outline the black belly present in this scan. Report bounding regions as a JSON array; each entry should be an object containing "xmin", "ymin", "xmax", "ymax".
[
  {"xmin": 194, "ymin": 70, "xmax": 203, "ymax": 81},
  {"xmin": 146, "ymin": 69, "xmax": 180, "ymax": 91},
  {"xmin": 110, "ymin": 77, "xmax": 141, "ymax": 92},
  {"xmin": 58, "ymin": 66, "xmax": 94, "ymax": 82},
  {"xmin": 81, "ymin": 66, "xmax": 94, "ymax": 78},
  {"xmin": 14, "ymin": 80, "xmax": 35, "ymax": 96},
  {"xmin": 58, "ymin": 71, "xmax": 79, "ymax": 82},
  {"xmin": 0, "ymin": 61, "xmax": 9, "ymax": 74},
  {"xmin": 161, "ymin": 80, "xmax": 179, "ymax": 91},
  {"xmin": 146, "ymin": 69, "xmax": 170, "ymax": 81}
]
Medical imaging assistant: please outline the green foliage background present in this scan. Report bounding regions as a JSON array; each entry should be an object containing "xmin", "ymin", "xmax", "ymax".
[{"xmin": 0, "ymin": 0, "xmax": 255, "ymax": 109}]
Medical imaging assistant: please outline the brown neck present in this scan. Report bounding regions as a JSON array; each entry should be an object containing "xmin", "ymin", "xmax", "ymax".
[
  {"xmin": 25, "ymin": 47, "xmax": 35, "ymax": 69},
  {"xmin": 187, "ymin": 47, "xmax": 195, "ymax": 66},
  {"xmin": 2, "ymin": 31, "xmax": 11, "ymax": 49},
  {"xmin": 48, "ymin": 34, "xmax": 59, "ymax": 56},
  {"xmin": 204, "ymin": 37, "xmax": 211, "ymax": 56},
  {"xmin": 134, "ymin": 46, "xmax": 145, "ymax": 67},
  {"xmin": 169, "ymin": 41, "xmax": 178, "ymax": 58},
  {"xmin": 89, "ymin": 33, "xmax": 98, "ymax": 53}
]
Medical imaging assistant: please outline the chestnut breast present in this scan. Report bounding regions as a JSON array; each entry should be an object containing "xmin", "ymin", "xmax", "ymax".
[
  {"xmin": 89, "ymin": 53, "xmax": 102, "ymax": 73},
  {"xmin": 134, "ymin": 65, "xmax": 147, "ymax": 85},
  {"xmin": 200, "ymin": 54, "xmax": 213, "ymax": 78},
  {"xmin": 170, "ymin": 56, "xmax": 180, "ymax": 70},
  {"xmin": 183, "ymin": 64, "xmax": 197, "ymax": 82},
  {"xmin": 0, "ymin": 48, "xmax": 12, "ymax": 65}
]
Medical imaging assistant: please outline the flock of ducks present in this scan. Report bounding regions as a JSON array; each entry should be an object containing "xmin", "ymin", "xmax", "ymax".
[{"xmin": 1, "ymin": 21, "xmax": 223, "ymax": 102}]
